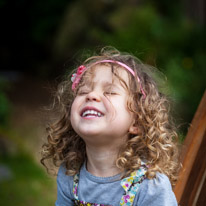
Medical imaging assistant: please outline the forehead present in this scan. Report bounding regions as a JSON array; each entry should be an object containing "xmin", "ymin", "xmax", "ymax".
[{"xmin": 86, "ymin": 64, "xmax": 130, "ymax": 85}]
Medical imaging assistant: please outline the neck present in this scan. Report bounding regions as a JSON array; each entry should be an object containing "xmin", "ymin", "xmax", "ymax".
[{"xmin": 86, "ymin": 144, "xmax": 122, "ymax": 177}]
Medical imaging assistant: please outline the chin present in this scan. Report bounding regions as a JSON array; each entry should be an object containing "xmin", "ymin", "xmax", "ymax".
[{"xmin": 80, "ymin": 131, "xmax": 101, "ymax": 138}]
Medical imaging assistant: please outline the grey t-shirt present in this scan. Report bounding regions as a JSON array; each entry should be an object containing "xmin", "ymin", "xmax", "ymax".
[{"xmin": 56, "ymin": 163, "xmax": 178, "ymax": 206}]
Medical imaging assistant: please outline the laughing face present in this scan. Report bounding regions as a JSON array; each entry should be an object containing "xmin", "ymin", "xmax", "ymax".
[{"xmin": 70, "ymin": 65, "xmax": 136, "ymax": 146}]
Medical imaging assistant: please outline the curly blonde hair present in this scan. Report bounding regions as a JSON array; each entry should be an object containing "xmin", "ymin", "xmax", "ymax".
[{"xmin": 41, "ymin": 47, "xmax": 180, "ymax": 186}]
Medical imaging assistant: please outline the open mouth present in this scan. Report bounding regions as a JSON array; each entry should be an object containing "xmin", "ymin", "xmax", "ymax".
[{"xmin": 81, "ymin": 108, "xmax": 104, "ymax": 117}]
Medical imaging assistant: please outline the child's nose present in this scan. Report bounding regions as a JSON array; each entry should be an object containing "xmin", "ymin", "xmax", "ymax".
[{"xmin": 86, "ymin": 91, "xmax": 101, "ymax": 102}]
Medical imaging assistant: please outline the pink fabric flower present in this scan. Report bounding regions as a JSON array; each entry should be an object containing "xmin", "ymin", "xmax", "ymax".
[
  {"xmin": 77, "ymin": 65, "xmax": 85, "ymax": 75},
  {"xmin": 71, "ymin": 65, "xmax": 86, "ymax": 90}
]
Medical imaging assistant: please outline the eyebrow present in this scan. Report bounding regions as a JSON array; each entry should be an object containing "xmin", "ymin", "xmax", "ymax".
[
  {"xmin": 82, "ymin": 78, "xmax": 125, "ymax": 92},
  {"xmin": 101, "ymin": 81, "xmax": 124, "ymax": 91}
]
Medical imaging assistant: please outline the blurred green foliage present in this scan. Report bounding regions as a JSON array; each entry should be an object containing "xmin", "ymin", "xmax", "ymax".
[
  {"xmin": 0, "ymin": 126, "xmax": 56, "ymax": 205},
  {"xmin": 0, "ymin": 152, "xmax": 56, "ymax": 205},
  {"xmin": 0, "ymin": 77, "xmax": 11, "ymax": 127}
]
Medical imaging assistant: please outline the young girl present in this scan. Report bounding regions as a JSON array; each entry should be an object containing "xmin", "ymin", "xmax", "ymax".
[{"xmin": 41, "ymin": 47, "xmax": 180, "ymax": 206}]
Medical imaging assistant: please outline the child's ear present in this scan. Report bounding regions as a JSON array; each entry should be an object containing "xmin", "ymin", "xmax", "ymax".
[{"xmin": 129, "ymin": 124, "xmax": 139, "ymax": 134}]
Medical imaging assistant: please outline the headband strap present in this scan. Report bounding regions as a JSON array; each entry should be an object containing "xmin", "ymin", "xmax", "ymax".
[{"xmin": 71, "ymin": 60, "xmax": 146, "ymax": 98}]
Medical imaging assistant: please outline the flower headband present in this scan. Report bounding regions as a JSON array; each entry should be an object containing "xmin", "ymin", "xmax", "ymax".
[{"xmin": 71, "ymin": 60, "xmax": 146, "ymax": 98}]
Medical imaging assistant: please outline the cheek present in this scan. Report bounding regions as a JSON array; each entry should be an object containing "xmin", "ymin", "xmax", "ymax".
[
  {"xmin": 70, "ymin": 98, "xmax": 79, "ymax": 120},
  {"xmin": 117, "ymin": 97, "xmax": 133, "ymax": 120},
  {"xmin": 70, "ymin": 100, "xmax": 76, "ymax": 114},
  {"xmin": 70, "ymin": 104, "xmax": 75, "ymax": 125},
  {"xmin": 102, "ymin": 96, "xmax": 116, "ymax": 118},
  {"xmin": 70, "ymin": 102, "xmax": 80, "ymax": 133}
]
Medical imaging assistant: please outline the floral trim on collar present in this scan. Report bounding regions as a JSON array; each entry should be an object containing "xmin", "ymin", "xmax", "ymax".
[
  {"xmin": 74, "ymin": 200, "xmax": 112, "ymax": 206},
  {"xmin": 120, "ymin": 165, "xmax": 147, "ymax": 205},
  {"xmin": 73, "ymin": 173, "xmax": 79, "ymax": 200}
]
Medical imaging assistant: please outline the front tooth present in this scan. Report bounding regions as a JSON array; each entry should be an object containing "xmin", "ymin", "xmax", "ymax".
[
  {"xmin": 83, "ymin": 110, "xmax": 89, "ymax": 116},
  {"xmin": 82, "ymin": 110, "xmax": 102, "ymax": 117}
]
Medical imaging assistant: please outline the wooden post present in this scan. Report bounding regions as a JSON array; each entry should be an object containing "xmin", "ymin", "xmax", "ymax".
[{"xmin": 174, "ymin": 90, "xmax": 206, "ymax": 205}]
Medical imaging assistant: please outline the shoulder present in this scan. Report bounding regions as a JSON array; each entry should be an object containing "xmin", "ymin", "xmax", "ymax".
[
  {"xmin": 57, "ymin": 163, "xmax": 74, "ymax": 186},
  {"xmin": 135, "ymin": 173, "xmax": 178, "ymax": 206},
  {"xmin": 56, "ymin": 164, "xmax": 74, "ymax": 205}
]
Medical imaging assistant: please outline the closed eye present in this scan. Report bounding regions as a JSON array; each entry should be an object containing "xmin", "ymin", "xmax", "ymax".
[
  {"xmin": 77, "ymin": 89, "xmax": 90, "ymax": 95},
  {"xmin": 104, "ymin": 83, "xmax": 121, "ymax": 96},
  {"xmin": 104, "ymin": 91, "xmax": 118, "ymax": 95},
  {"xmin": 77, "ymin": 85, "xmax": 91, "ymax": 95},
  {"xmin": 78, "ymin": 91, "xmax": 89, "ymax": 95}
]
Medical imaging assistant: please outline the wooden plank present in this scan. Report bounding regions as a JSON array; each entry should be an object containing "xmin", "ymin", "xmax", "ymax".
[
  {"xmin": 180, "ymin": 131, "xmax": 206, "ymax": 205},
  {"xmin": 196, "ymin": 171, "xmax": 206, "ymax": 205},
  {"xmin": 174, "ymin": 90, "xmax": 206, "ymax": 203}
]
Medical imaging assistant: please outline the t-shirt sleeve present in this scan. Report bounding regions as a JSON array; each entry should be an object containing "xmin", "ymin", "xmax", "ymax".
[
  {"xmin": 135, "ymin": 173, "xmax": 178, "ymax": 206},
  {"xmin": 55, "ymin": 164, "xmax": 74, "ymax": 206}
]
